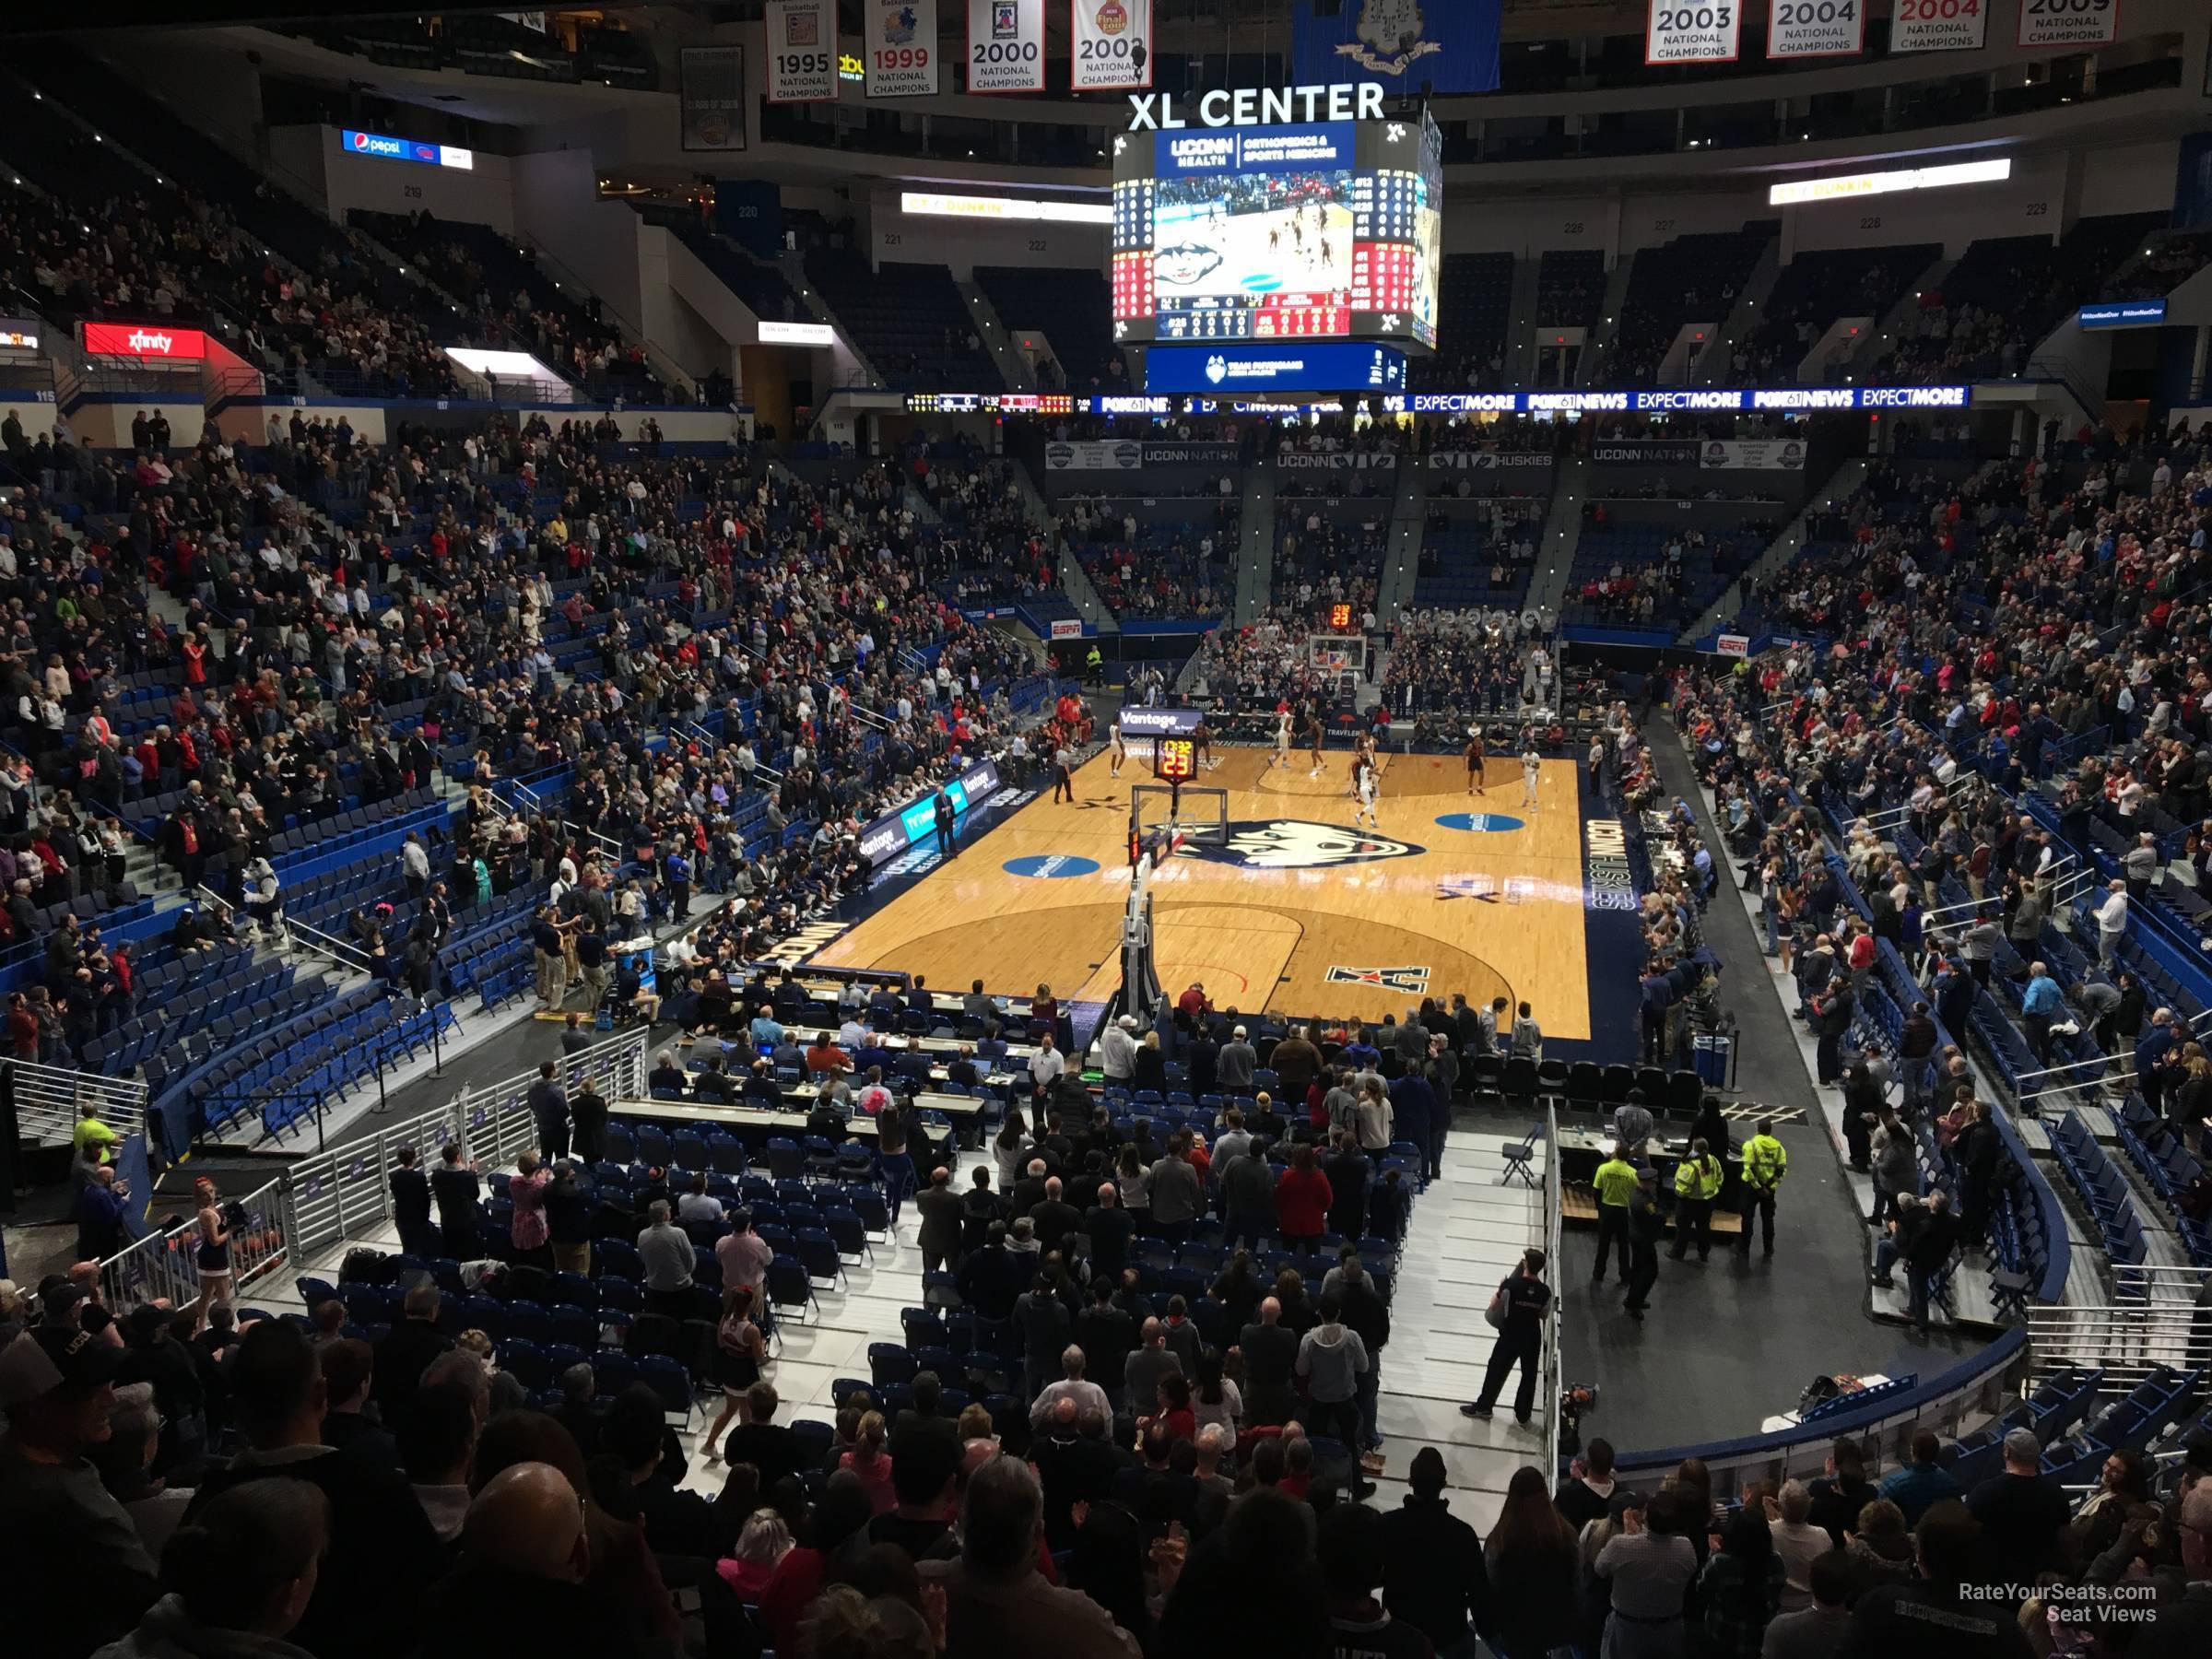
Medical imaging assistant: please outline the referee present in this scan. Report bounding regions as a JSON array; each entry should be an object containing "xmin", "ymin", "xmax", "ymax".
[{"xmin": 1053, "ymin": 738, "xmax": 1076, "ymax": 804}]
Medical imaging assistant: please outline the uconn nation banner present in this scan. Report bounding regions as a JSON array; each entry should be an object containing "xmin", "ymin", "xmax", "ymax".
[{"xmin": 1292, "ymin": 1, "xmax": 1500, "ymax": 95}]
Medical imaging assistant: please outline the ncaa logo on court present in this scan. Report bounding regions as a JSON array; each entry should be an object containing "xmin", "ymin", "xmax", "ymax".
[
  {"xmin": 1326, "ymin": 964, "xmax": 1431, "ymax": 994},
  {"xmin": 1184, "ymin": 819, "xmax": 1423, "ymax": 870}
]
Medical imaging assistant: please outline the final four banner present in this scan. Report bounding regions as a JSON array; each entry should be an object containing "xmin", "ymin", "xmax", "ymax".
[
  {"xmin": 1766, "ymin": 0, "xmax": 1865, "ymax": 58},
  {"xmin": 1645, "ymin": 0, "xmax": 1741, "ymax": 64},
  {"xmin": 967, "ymin": 0, "xmax": 1045, "ymax": 91},
  {"xmin": 1291, "ymin": 1, "xmax": 1500, "ymax": 95},
  {"xmin": 865, "ymin": 0, "xmax": 940, "ymax": 98},
  {"xmin": 1071, "ymin": 0, "xmax": 1151, "ymax": 91},
  {"xmin": 764, "ymin": 0, "xmax": 838, "ymax": 101}
]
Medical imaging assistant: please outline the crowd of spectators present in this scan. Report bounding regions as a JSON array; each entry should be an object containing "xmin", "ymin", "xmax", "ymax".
[{"xmin": 1380, "ymin": 609, "xmax": 1559, "ymax": 720}]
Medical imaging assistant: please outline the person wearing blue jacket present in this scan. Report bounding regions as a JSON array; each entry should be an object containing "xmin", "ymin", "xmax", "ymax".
[
  {"xmin": 2020, "ymin": 961, "xmax": 2065, "ymax": 1063},
  {"xmin": 1389, "ymin": 1065, "xmax": 1438, "ymax": 1181}
]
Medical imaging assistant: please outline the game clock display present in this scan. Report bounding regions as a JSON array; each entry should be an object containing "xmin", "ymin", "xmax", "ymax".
[
  {"xmin": 1112, "ymin": 108, "xmax": 1441, "ymax": 352},
  {"xmin": 1151, "ymin": 736, "xmax": 1198, "ymax": 782}
]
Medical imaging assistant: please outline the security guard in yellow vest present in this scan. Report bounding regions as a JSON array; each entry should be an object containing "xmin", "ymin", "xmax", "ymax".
[
  {"xmin": 1589, "ymin": 1144, "xmax": 1641, "ymax": 1286},
  {"xmin": 1085, "ymin": 643, "xmax": 1102, "ymax": 683},
  {"xmin": 1737, "ymin": 1118, "xmax": 1788, "ymax": 1258},
  {"xmin": 1668, "ymin": 1136, "xmax": 1724, "ymax": 1262}
]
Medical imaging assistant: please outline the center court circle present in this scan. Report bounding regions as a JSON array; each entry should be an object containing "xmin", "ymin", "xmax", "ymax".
[
  {"xmin": 1433, "ymin": 813, "xmax": 1527, "ymax": 833},
  {"xmin": 1003, "ymin": 853, "xmax": 1101, "ymax": 879}
]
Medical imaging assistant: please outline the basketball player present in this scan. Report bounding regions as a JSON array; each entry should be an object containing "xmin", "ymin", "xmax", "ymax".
[
  {"xmin": 1465, "ymin": 726, "xmax": 1487, "ymax": 795},
  {"xmin": 1304, "ymin": 709, "xmax": 1326, "ymax": 779},
  {"xmin": 1194, "ymin": 716, "xmax": 1217, "ymax": 772},
  {"xmin": 1522, "ymin": 743, "xmax": 1543, "ymax": 810},
  {"xmin": 1349, "ymin": 732, "xmax": 1375, "ymax": 798},
  {"xmin": 1354, "ymin": 752, "xmax": 1381, "ymax": 830},
  {"xmin": 1109, "ymin": 721, "xmax": 1128, "ymax": 779},
  {"xmin": 1269, "ymin": 707, "xmax": 1292, "ymax": 771}
]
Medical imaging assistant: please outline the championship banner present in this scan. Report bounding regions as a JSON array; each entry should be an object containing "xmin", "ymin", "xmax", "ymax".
[
  {"xmin": 1044, "ymin": 439, "xmax": 1143, "ymax": 471},
  {"xmin": 1071, "ymin": 0, "xmax": 1151, "ymax": 92},
  {"xmin": 865, "ymin": 0, "xmax": 939, "ymax": 97},
  {"xmin": 677, "ymin": 46, "xmax": 748, "ymax": 150},
  {"xmin": 1704, "ymin": 438, "xmax": 1807, "ymax": 470},
  {"xmin": 1766, "ymin": 0, "xmax": 1864, "ymax": 58},
  {"xmin": 2018, "ymin": 0, "xmax": 2116, "ymax": 49},
  {"xmin": 1890, "ymin": 0, "xmax": 1988, "ymax": 52},
  {"xmin": 764, "ymin": 0, "xmax": 838, "ymax": 101},
  {"xmin": 968, "ymin": 0, "xmax": 1044, "ymax": 92},
  {"xmin": 1645, "ymin": 0, "xmax": 1741, "ymax": 64}
]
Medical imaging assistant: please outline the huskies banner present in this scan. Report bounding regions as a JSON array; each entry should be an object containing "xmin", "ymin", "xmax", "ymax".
[
  {"xmin": 1593, "ymin": 439, "xmax": 1806, "ymax": 469},
  {"xmin": 1430, "ymin": 451, "xmax": 1554, "ymax": 473},
  {"xmin": 865, "ymin": 0, "xmax": 939, "ymax": 97},
  {"xmin": 1276, "ymin": 451, "xmax": 1399, "ymax": 472},
  {"xmin": 1071, "ymin": 0, "xmax": 1151, "ymax": 91},
  {"xmin": 1645, "ymin": 0, "xmax": 1741, "ymax": 64},
  {"xmin": 764, "ymin": 1, "xmax": 838, "ymax": 101},
  {"xmin": 968, "ymin": 0, "xmax": 1045, "ymax": 92},
  {"xmin": 1291, "ymin": 1, "xmax": 1500, "ymax": 95},
  {"xmin": 1045, "ymin": 440, "xmax": 1143, "ymax": 471}
]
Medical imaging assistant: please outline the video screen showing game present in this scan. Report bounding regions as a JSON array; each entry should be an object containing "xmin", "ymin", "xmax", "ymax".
[{"xmin": 1112, "ymin": 108, "xmax": 1440, "ymax": 351}]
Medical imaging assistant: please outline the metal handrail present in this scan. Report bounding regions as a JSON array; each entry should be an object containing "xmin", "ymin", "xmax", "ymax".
[
  {"xmin": 1542, "ymin": 1100, "xmax": 1565, "ymax": 1486},
  {"xmin": 6, "ymin": 1057, "xmax": 148, "ymax": 1147},
  {"xmin": 287, "ymin": 917, "xmax": 375, "ymax": 976}
]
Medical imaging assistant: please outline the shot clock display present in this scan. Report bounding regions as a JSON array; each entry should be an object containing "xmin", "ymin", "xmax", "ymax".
[
  {"xmin": 1112, "ymin": 107, "xmax": 1441, "ymax": 352},
  {"xmin": 1152, "ymin": 736, "xmax": 1198, "ymax": 782}
]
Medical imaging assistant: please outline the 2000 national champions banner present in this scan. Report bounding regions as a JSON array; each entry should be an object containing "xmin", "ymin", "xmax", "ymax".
[{"xmin": 968, "ymin": 0, "xmax": 1046, "ymax": 93}]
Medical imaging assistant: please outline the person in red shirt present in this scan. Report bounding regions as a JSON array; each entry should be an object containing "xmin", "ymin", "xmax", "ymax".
[
  {"xmin": 6, "ymin": 992, "xmax": 39, "ymax": 1059},
  {"xmin": 1275, "ymin": 1142, "xmax": 1334, "ymax": 1253}
]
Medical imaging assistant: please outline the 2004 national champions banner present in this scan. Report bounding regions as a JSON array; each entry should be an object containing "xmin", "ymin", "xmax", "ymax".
[
  {"xmin": 764, "ymin": 0, "xmax": 837, "ymax": 101},
  {"xmin": 1071, "ymin": 0, "xmax": 1151, "ymax": 91},
  {"xmin": 865, "ymin": 0, "xmax": 939, "ymax": 97},
  {"xmin": 969, "ymin": 0, "xmax": 1045, "ymax": 93}
]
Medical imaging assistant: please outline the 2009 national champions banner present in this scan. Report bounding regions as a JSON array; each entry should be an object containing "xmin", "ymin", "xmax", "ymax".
[
  {"xmin": 1071, "ymin": 0, "xmax": 1151, "ymax": 91},
  {"xmin": 968, "ymin": 0, "xmax": 1045, "ymax": 93}
]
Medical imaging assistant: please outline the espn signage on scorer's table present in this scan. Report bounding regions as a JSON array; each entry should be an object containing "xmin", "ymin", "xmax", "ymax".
[
  {"xmin": 1073, "ymin": 0, "xmax": 1151, "ymax": 91},
  {"xmin": 1766, "ymin": 0, "xmax": 1864, "ymax": 59},
  {"xmin": 865, "ymin": 0, "xmax": 939, "ymax": 96},
  {"xmin": 2018, "ymin": 0, "xmax": 2118, "ymax": 50},
  {"xmin": 1890, "ymin": 0, "xmax": 1988, "ymax": 53},
  {"xmin": 1645, "ymin": 0, "xmax": 1741, "ymax": 64},
  {"xmin": 764, "ymin": 0, "xmax": 838, "ymax": 101},
  {"xmin": 968, "ymin": 0, "xmax": 1045, "ymax": 93}
]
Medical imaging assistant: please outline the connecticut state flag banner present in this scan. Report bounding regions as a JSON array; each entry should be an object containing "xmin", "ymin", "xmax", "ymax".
[{"xmin": 1291, "ymin": 0, "xmax": 1501, "ymax": 94}]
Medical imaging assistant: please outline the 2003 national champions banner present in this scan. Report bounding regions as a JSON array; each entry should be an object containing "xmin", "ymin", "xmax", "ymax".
[
  {"xmin": 1071, "ymin": 0, "xmax": 1151, "ymax": 91},
  {"xmin": 969, "ymin": 0, "xmax": 1045, "ymax": 93}
]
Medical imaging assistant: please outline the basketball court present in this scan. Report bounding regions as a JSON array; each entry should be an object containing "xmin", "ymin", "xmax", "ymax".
[{"xmin": 809, "ymin": 746, "xmax": 1608, "ymax": 1040}]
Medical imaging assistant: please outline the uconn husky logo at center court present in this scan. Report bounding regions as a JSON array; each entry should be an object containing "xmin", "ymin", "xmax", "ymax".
[{"xmin": 1185, "ymin": 819, "xmax": 1423, "ymax": 870}]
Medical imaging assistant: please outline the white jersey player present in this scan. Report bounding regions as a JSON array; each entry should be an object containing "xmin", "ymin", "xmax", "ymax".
[
  {"xmin": 1354, "ymin": 754, "xmax": 1381, "ymax": 830},
  {"xmin": 1110, "ymin": 721, "xmax": 1128, "ymax": 779},
  {"xmin": 1522, "ymin": 745, "xmax": 1543, "ymax": 809},
  {"xmin": 1270, "ymin": 710, "xmax": 1292, "ymax": 769}
]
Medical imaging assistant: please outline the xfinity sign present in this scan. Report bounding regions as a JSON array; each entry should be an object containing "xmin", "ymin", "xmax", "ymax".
[{"xmin": 1128, "ymin": 82, "xmax": 1385, "ymax": 130}]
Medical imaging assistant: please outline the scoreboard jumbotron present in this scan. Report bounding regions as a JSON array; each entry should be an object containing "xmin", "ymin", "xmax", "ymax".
[{"xmin": 1112, "ymin": 108, "xmax": 1441, "ymax": 354}]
